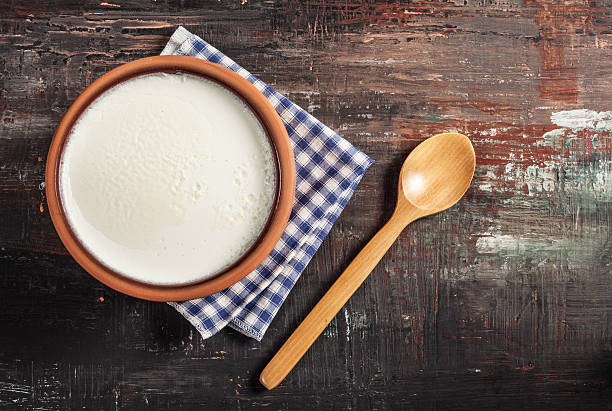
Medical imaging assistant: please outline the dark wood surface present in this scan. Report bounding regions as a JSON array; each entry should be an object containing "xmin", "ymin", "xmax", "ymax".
[{"xmin": 1, "ymin": 1, "xmax": 611, "ymax": 409}]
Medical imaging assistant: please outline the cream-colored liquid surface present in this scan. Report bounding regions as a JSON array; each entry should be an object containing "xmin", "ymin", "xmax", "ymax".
[{"xmin": 60, "ymin": 73, "xmax": 276, "ymax": 285}]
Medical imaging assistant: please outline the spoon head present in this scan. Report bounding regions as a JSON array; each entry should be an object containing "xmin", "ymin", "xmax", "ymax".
[{"xmin": 400, "ymin": 133, "xmax": 475, "ymax": 213}]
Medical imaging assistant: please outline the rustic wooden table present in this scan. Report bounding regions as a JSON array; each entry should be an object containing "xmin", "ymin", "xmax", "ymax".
[{"xmin": 1, "ymin": 1, "xmax": 611, "ymax": 409}]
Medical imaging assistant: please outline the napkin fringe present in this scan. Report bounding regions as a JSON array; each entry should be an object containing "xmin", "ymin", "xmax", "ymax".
[{"xmin": 229, "ymin": 317, "xmax": 264, "ymax": 341}]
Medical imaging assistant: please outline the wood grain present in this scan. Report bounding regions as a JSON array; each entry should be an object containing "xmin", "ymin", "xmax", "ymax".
[
  {"xmin": 1, "ymin": 0, "xmax": 611, "ymax": 409},
  {"xmin": 261, "ymin": 200, "xmax": 420, "ymax": 390},
  {"xmin": 261, "ymin": 133, "xmax": 475, "ymax": 389}
]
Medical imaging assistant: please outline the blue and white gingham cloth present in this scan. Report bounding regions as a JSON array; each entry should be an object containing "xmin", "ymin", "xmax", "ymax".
[{"xmin": 163, "ymin": 27, "xmax": 373, "ymax": 341}]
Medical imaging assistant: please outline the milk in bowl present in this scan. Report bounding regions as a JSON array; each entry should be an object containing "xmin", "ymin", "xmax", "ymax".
[{"xmin": 59, "ymin": 73, "xmax": 277, "ymax": 285}]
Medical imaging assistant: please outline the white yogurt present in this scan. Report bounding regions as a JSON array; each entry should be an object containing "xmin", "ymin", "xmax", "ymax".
[{"xmin": 60, "ymin": 73, "xmax": 277, "ymax": 285}]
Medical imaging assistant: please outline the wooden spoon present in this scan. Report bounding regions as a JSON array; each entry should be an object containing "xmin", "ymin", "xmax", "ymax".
[{"xmin": 259, "ymin": 132, "xmax": 476, "ymax": 390}]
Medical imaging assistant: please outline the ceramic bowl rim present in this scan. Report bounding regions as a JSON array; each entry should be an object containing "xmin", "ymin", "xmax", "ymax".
[{"xmin": 45, "ymin": 55, "xmax": 296, "ymax": 302}]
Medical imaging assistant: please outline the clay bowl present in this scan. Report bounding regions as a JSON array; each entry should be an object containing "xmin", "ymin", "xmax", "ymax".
[{"xmin": 45, "ymin": 55, "xmax": 295, "ymax": 302}]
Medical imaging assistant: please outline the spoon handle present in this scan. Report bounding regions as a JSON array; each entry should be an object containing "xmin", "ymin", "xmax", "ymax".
[{"xmin": 259, "ymin": 207, "xmax": 414, "ymax": 390}]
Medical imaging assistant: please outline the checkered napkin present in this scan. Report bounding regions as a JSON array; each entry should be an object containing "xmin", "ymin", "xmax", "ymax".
[{"xmin": 163, "ymin": 27, "xmax": 373, "ymax": 341}]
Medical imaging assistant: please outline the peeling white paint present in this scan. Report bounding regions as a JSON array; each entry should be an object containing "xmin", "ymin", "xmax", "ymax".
[
  {"xmin": 479, "ymin": 109, "xmax": 611, "ymax": 199},
  {"xmin": 476, "ymin": 234, "xmax": 519, "ymax": 253},
  {"xmin": 550, "ymin": 109, "xmax": 612, "ymax": 131},
  {"xmin": 539, "ymin": 128, "xmax": 565, "ymax": 146},
  {"xmin": 485, "ymin": 170, "xmax": 497, "ymax": 179},
  {"xmin": 480, "ymin": 128, "xmax": 498, "ymax": 136},
  {"xmin": 478, "ymin": 183, "xmax": 492, "ymax": 192},
  {"xmin": 473, "ymin": 109, "xmax": 611, "ymax": 270},
  {"xmin": 343, "ymin": 308, "xmax": 351, "ymax": 342},
  {"xmin": 525, "ymin": 164, "xmax": 556, "ymax": 194}
]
